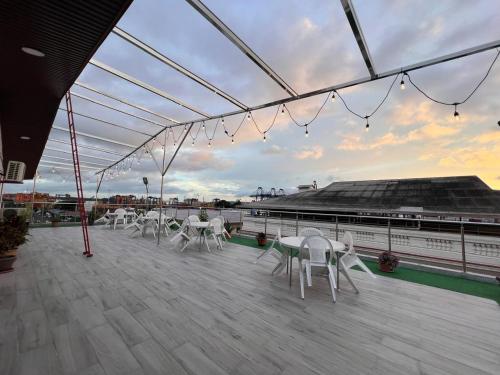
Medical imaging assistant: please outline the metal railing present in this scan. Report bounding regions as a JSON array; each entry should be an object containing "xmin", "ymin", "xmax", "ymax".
[{"xmin": 3, "ymin": 201, "xmax": 499, "ymax": 276}]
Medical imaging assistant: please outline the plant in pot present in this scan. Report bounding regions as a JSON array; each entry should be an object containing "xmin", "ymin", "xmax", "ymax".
[
  {"xmin": 256, "ymin": 232, "xmax": 267, "ymax": 246},
  {"xmin": 198, "ymin": 209, "xmax": 209, "ymax": 222},
  {"xmin": 50, "ymin": 214, "xmax": 61, "ymax": 227},
  {"xmin": 378, "ymin": 251, "xmax": 399, "ymax": 272},
  {"xmin": 224, "ymin": 222, "xmax": 233, "ymax": 239},
  {"xmin": 0, "ymin": 215, "xmax": 28, "ymax": 273}
]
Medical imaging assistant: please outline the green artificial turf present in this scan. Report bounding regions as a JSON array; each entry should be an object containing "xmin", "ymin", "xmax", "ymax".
[{"xmin": 228, "ymin": 235, "xmax": 500, "ymax": 304}]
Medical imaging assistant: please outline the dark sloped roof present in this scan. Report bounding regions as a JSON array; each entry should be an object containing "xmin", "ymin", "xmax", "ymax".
[
  {"xmin": 246, "ymin": 176, "xmax": 500, "ymax": 215},
  {"xmin": 0, "ymin": 0, "xmax": 132, "ymax": 179}
]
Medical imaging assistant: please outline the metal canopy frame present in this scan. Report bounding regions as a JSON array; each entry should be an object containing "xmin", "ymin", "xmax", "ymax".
[{"xmin": 36, "ymin": 0, "xmax": 500, "ymax": 223}]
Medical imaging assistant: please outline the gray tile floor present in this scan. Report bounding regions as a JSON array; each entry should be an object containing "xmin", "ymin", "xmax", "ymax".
[{"xmin": 1, "ymin": 226, "xmax": 499, "ymax": 375}]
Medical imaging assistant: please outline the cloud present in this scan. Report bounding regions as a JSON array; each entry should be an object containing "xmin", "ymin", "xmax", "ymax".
[
  {"xmin": 262, "ymin": 144, "xmax": 286, "ymax": 155},
  {"xmin": 172, "ymin": 150, "xmax": 234, "ymax": 172},
  {"xmin": 294, "ymin": 145, "xmax": 324, "ymax": 160}
]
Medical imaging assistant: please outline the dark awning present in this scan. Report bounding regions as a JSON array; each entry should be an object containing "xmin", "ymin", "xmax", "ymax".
[{"xmin": 0, "ymin": 0, "xmax": 132, "ymax": 179}]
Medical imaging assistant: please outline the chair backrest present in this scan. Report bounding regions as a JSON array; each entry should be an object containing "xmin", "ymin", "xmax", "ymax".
[
  {"xmin": 300, "ymin": 235, "xmax": 332, "ymax": 265},
  {"xmin": 146, "ymin": 211, "xmax": 159, "ymax": 219},
  {"xmin": 114, "ymin": 208, "xmax": 126, "ymax": 215},
  {"xmin": 299, "ymin": 227, "xmax": 324, "ymax": 237},
  {"xmin": 269, "ymin": 228, "xmax": 281, "ymax": 249},
  {"xmin": 342, "ymin": 231, "xmax": 354, "ymax": 254},
  {"xmin": 210, "ymin": 218, "xmax": 223, "ymax": 234},
  {"xmin": 187, "ymin": 215, "xmax": 200, "ymax": 223}
]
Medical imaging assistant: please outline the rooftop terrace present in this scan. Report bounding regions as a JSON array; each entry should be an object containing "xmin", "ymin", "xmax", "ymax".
[{"xmin": 1, "ymin": 226, "xmax": 499, "ymax": 375}]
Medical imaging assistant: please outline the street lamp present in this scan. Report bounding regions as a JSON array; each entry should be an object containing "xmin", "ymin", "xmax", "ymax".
[{"xmin": 143, "ymin": 177, "xmax": 149, "ymax": 210}]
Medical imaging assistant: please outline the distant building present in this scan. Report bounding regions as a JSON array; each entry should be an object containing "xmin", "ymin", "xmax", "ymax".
[{"xmin": 246, "ymin": 176, "xmax": 500, "ymax": 221}]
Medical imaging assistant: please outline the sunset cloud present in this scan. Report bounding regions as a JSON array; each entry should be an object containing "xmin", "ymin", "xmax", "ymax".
[{"xmin": 294, "ymin": 145, "xmax": 324, "ymax": 160}]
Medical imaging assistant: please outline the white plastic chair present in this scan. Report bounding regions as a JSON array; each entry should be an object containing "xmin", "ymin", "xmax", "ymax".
[
  {"xmin": 255, "ymin": 229, "xmax": 288, "ymax": 276},
  {"xmin": 209, "ymin": 218, "xmax": 224, "ymax": 250},
  {"xmin": 94, "ymin": 210, "xmax": 110, "ymax": 225},
  {"xmin": 187, "ymin": 215, "xmax": 200, "ymax": 223},
  {"xmin": 298, "ymin": 235, "xmax": 337, "ymax": 303},
  {"xmin": 170, "ymin": 218, "xmax": 194, "ymax": 252},
  {"xmin": 143, "ymin": 211, "xmax": 160, "ymax": 237},
  {"xmin": 125, "ymin": 213, "xmax": 144, "ymax": 236},
  {"xmin": 339, "ymin": 231, "xmax": 375, "ymax": 288},
  {"xmin": 113, "ymin": 208, "xmax": 126, "ymax": 230},
  {"xmin": 299, "ymin": 227, "xmax": 324, "ymax": 237}
]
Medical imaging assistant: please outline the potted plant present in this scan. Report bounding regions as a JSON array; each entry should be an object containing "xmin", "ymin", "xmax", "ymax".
[
  {"xmin": 224, "ymin": 222, "xmax": 233, "ymax": 239},
  {"xmin": 0, "ymin": 214, "xmax": 28, "ymax": 273},
  {"xmin": 378, "ymin": 251, "xmax": 399, "ymax": 272},
  {"xmin": 198, "ymin": 209, "xmax": 209, "ymax": 222},
  {"xmin": 50, "ymin": 214, "xmax": 61, "ymax": 227},
  {"xmin": 256, "ymin": 232, "xmax": 267, "ymax": 246}
]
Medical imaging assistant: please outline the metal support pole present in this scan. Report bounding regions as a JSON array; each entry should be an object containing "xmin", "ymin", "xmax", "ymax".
[
  {"xmin": 0, "ymin": 181, "xmax": 4, "ymax": 220},
  {"xmin": 461, "ymin": 223, "xmax": 467, "ymax": 273},
  {"xmin": 264, "ymin": 212, "xmax": 268, "ymax": 235},
  {"xmin": 30, "ymin": 172, "xmax": 38, "ymax": 223},
  {"xmin": 157, "ymin": 128, "xmax": 168, "ymax": 246},
  {"xmin": 295, "ymin": 211, "xmax": 299, "ymax": 236},
  {"xmin": 335, "ymin": 216, "xmax": 339, "ymax": 241},
  {"xmin": 388, "ymin": 218, "xmax": 392, "ymax": 253}
]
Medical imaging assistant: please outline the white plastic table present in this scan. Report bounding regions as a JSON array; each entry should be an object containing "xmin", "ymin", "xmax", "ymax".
[{"xmin": 279, "ymin": 236, "xmax": 346, "ymax": 288}]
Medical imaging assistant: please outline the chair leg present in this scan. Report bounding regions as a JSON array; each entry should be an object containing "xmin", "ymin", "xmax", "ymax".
[
  {"xmin": 328, "ymin": 264, "xmax": 337, "ymax": 303},
  {"xmin": 306, "ymin": 263, "xmax": 312, "ymax": 287},
  {"xmin": 357, "ymin": 259, "xmax": 376, "ymax": 278},
  {"xmin": 299, "ymin": 261, "xmax": 305, "ymax": 300},
  {"xmin": 340, "ymin": 262, "xmax": 360, "ymax": 294}
]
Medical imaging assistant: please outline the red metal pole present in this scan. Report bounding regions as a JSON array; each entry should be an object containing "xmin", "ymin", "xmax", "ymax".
[{"xmin": 65, "ymin": 91, "xmax": 93, "ymax": 257}]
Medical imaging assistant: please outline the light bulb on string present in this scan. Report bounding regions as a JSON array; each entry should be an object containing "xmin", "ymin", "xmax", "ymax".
[
  {"xmin": 305, "ymin": 125, "xmax": 309, "ymax": 138},
  {"xmin": 263, "ymin": 132, "xmax": 267, "ymax": 143},
  {"xmin": 365, "ymin": 116, "xmax": 370, "ymax": 131},
  {"xmin": 221, "ymin": 117, "xmax": 224, "ymax": 125},
  {"xmin": 281, "ymin": 105, "xmax": 285, "ymax": 115},
  {"xmin": 247, "ymin": 112, "xmax": 251, "ymax": 121},
  {"xmin": 331, "ymin": 91, "xmax": 336, "ymax": 102},
  {"xmin": 183, "ymin": 125, "xmax": 187, "ymax": 132},
  {"xmin": 453, "ymin": 104, "xmax": 460, "ymax": 121},
  {"xmin": 400, "ymin": 73, "xmax": 406, "ymax": 90},
  {"xmin": 231, "ymin": 136, "xmax": 234, "ymax": 144},
  {"xmin": 191, "ymin": 141, "xmax": 195, "ymax": 146},
  {"xmin": 202, "ymin": 121, "xmax": 205, "ymax": 129},
  {"xmin": 208, "ymin": 140, "xmax": 212, "ymax": 148},
  {"xmin": 51, "ymin": 167, "xmax": 56, "ymax": 174}
]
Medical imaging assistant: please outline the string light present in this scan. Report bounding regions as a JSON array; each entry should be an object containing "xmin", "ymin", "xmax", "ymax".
[
  {"xmin": 453, "ymin": 103, "xmax": 460, "ymax": 121},
  {"xmin": 247, "ymin": 112, "xmax": 251, "ymax": 121},
  {"xmin": 231, "ymin": 136, "xmax": 234, "ymax": 144},
  {"xmin": 305, "ymin": 125, "xmax": 309, "ymax": 138},
  {"xmin": 208, "ymin": 140, "xmax": 212, "ymax": 148},
  {"xmin": 51, "ymin": 167, "xmax": 56, "ymax": 174},
  {"xmin": 202, "ymin": 121, "xmax": 205, "ymax": 129},
  {"xmin": 281, "ymin": 105, "xmax": 285, "ymax": 115},
  {"xmin": 400, "ymin": 73, "xmax": 406, "ymax": 90},
  {"xmin": 331, "ymin": 91, "xmax": 336, "ymax": 102},
  {"xmin": 365, "ymin": 116, "xmax": 370, "ymax": 131},
  {"xmin": 221, "ymin": 117, "xmax": 224, "ymax": 125},
  {"xmin": 263, "ymin": 132, "xmax": 267, "ymax": 142},
  {"xmin": 191, "ymin": 141, "xmax": 195, "ymax": 146}
]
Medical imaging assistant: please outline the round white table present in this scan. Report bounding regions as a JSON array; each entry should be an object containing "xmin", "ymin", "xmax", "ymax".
[{"xmin": 279, "ymin": 236, "xmax": 346, "ymax": 288}]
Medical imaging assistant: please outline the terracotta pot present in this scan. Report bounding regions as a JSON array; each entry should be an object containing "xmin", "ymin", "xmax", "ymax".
[
  {"xmin": 0, "ymin": 255, "xmax": 16, "ymax": 273},
  {"xmin": 379, "ymin": 263, "xmax": 394, "ymax": 273},
  {"xmin": 257, "ymin": 238, "xmax": 267, "ymax": 247}
]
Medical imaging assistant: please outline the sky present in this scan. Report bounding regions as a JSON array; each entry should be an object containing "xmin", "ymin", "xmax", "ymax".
[{"xmin": 8, "ymin": 0, "xmax": 500, "ymax": 201}]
